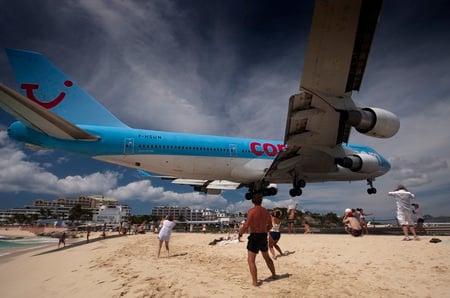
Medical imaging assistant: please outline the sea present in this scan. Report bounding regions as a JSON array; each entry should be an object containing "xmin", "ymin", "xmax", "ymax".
[{"xmin": 0, "ymin": 236, "xmax": 58, "ymax": 257}]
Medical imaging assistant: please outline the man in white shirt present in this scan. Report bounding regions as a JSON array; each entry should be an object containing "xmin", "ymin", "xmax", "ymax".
[{"xmin": 388, "ymin": 185, "xmax": 417, "ymax": 241}]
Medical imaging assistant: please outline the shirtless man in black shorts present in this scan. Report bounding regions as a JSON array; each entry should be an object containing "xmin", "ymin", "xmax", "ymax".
[
  {"xmin": 287, "ymin": 203, "xmax": 298, "ymax": 233},
  {"xmin": 239, "ymin": 194, "xmax": 277, "ymax": 286}
]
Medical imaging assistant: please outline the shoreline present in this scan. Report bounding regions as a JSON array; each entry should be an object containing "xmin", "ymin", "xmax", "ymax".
[
  {"xmin": 0, "ymin": 232, "xmax": 449, "ymax": 297},
  {"xmin": 0, "ymin": 227, "xmax": 98, "ymax": 262}
]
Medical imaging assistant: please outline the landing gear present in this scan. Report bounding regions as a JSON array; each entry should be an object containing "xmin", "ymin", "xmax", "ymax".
[
  {"xmin": 366, "ymin": 178, "xmax": 377, "ymax": 194},
  {"xmin": 245, "ymin": 183, "xmax": 277, "ymax": 200},
  {"xmin": 289, "ymin": 179, "xmax": 305, "ymax": 197},
  {"xmin": 245, "ymin": 192, "xmax": 253, "ymax": 200}
]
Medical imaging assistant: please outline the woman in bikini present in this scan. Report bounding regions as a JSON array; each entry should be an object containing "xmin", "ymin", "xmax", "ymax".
[{"xmin": 268, "ymin": 209, "xmax": 283, "ymax": 259}]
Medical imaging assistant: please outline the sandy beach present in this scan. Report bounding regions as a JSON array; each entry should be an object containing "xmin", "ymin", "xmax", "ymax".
[{"xmin": 0, "ymin": 230, "xmax": 449, "ymax": 298}]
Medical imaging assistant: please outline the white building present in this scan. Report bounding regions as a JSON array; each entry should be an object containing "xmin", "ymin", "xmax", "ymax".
[{"xmin": 93, "ymin": 205, "xmax": 131, "ymax": 224}]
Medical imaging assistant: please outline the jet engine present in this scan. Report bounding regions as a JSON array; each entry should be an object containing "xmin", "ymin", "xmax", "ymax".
[
  {"xmin": 338, "ymin": 153, "xmax": 380, "ymax": 173},
  {"xmin": 347, "ymin": 107, "xmax": 399, "ymax": 138}
]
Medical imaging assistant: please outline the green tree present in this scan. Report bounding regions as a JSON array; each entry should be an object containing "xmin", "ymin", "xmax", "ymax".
[
  {"xmin": 68, "ymin": 204, "xmax": 92, "ymax": 222},
  {"xmin": 11, "ymin": 213, "xmax": 31, "ymax": 224}
]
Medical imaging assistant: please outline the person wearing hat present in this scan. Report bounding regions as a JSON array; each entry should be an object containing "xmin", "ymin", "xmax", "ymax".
[
  {"xmin": 342, "ymin": 209, "xmax": 362, "ymax": 237},
  {"xmin": 388, "ymin": 185, "xmax": 417, "ymax": 241}
]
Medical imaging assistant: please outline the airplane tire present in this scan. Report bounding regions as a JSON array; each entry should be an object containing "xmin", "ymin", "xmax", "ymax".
[
  {"xmin": 289, "ymin": 188, "xmax": 302, "ymax": 197},
  {"xmin": 296, "ymin": 179, "xmax": 306, "ymax": 188}
]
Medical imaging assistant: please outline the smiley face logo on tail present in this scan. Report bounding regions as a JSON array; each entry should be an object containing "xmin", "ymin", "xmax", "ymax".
[{"xmin": 21, "ymin": 80, "xmax": 73, "ymax": 109}]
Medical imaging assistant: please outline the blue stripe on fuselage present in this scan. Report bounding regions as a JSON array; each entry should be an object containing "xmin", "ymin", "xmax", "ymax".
[
  {"xmin": 8, "ymin": 122, "xmax": 283, "ymax": 159},
  {"xmin": 8, "ymin": 121, "xmax": 389, "ymax": 171}
]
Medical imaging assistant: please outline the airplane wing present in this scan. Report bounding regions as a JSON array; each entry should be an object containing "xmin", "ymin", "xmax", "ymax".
[
  {"xmin": 265, "ymin": 0, "xmax": 383, "ymax": 182},
  {"xmin": 172, "ymin": 179, "xmax": 241, "ymax": 194},
  {"xmin": 137, "ymin": 170, "xmax": 241, "ymax": 194},
  {"xmin": 0, "ymin": 83, "xmax": 98, "ymax": 140}
]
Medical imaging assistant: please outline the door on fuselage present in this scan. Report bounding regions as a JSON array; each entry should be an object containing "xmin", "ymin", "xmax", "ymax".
[{"xmin": 123, "ymin": 138, "xmax": 134, "ymax": 154}]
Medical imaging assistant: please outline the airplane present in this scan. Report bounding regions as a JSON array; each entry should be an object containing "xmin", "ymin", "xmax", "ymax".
[{"xmin": 0, "ymin": 0, "xmax": 399, "ymax": 201}]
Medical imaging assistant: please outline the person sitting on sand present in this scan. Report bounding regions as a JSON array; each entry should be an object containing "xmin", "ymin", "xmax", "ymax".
[
  {"xmin": 342, "ymin": 209, "xmax": 362, "ymax": 237},
  {"xmin": 137, "ymin": 221, "xmax": 146, "ymax": 234}
]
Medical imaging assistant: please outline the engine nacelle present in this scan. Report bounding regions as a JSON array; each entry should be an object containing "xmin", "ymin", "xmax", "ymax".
[
  {"xmin": 347, "ymin": 107, "xmax": 400, "ymax": 138},
  {"xmin": 338, "ymin": 153, "xmax": 380, "ymax": 173}
]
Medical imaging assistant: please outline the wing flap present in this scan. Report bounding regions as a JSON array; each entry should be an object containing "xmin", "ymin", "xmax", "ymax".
[
  {"xmin": 172, "ymin": 179, "xmax": 209, "ymax": 186},
  {"xmin": 0, "ymin": 83, "xmax": 98, "ymax": 140},
  {"xmin": 172, "ymin": 179, "xmax": 240, "ymax": 190},
  {"xmin": 206, "ymin": 180, "xmax": 241, "ymax": 190}
]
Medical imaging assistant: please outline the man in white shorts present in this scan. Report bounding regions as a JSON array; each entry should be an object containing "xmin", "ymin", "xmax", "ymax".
[{"xmin": 388, "ymin": 185, "xmax": 417, "ymax": 241}]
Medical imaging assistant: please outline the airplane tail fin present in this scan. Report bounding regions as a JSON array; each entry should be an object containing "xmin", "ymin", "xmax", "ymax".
[{"xmin": 5, "ymin": 48, "xmax": 128, "ymax": 127}]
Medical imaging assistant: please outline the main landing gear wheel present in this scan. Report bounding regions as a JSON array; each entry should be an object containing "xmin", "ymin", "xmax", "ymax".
[
  {"xmin": 367, "ymin": 187, "xmax": 377, "ymax": 194},
  {"xmin": 366, "ymin": 178, "xmax": 377, "ymax": 195},
  {"xmin": 245, "ymin": 186, "xmax": 277, "ymax": 200},
  {"xmin": 289, "ymin": 188, "xmax": 302, "ymax": 197},
  {"xmin": 289, "ymin": 179, "xmax": 305, "ymax": 197}
]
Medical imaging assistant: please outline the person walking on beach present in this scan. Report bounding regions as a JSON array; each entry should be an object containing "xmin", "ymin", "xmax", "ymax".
[
  {"xmin": 412, "ymin": 203, "xmax": 425, "ymax": 235},
  {"xmin": 86, "ymin": 225, "xmax": 91, "ymax": 243},
  {"xmin": 58, "ymin": 232, "xmax": 66, "ymax": 248},
  {"xmin": 268, "ymin": 209, "xmax": 283, "ymax": 259},
  {"xmin": 239, "ymin": 194, "xmax": 277, "ymax": 286},
  {"xmin": 302, "ymin": 219, "xmax": 311, "ymax": 234},
  {"xmin": 287, "ymin": 203, "xmax": 297, "ymax": 233},
  {"xmin": 157, "ymin": 215, "xmax": 176, "ymax": 258},
  {"xmin": 388, "ymin": 185, "xmax": 417, "ymax": 241},
  {"xmin": 102, "ymin": 223, "xmax": 107, "ymax": 237}
]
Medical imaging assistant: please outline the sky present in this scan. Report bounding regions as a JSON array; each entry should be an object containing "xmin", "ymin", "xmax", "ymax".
[{"xmin": 0, "ymin": 0, "xmax": 449, "ymax": 219}]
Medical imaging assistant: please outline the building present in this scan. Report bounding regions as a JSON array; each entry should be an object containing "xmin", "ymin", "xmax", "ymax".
[
  {"xmin": 150, "ymin": 206, "xmax": 244, "ymax": 227},
  {"xmin": 93, "ymin": 205, "xmax": 131, "ymax": 224},
  {"xmin": 151, "ymin": 206, "xmax": 199, "ymax": 221},
  {"xmin": 0, "ymin": 195, "xmax": 130, "ymax": 224}
]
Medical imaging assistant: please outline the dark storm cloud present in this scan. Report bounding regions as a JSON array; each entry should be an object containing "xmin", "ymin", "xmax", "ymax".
[{"xmin": 0, "ymin": 1, "xmax": 449, "ymax": 216}]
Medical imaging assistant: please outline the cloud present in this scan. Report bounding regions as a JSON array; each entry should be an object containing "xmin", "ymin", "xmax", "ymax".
[
  {"xmin": 0, "ymin": 131, "xmax": 119, "ymax": 195},
  {"xmin": 106, "ymin": 180, "xmax": 230, "ymax": 210},
  {"xmin": 0, "ymin": 131, "xmax": 233, "ymax": 211},
  {"xmin": 1, "ymin": 1, "xmax": 450, "ymax": 218}
]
